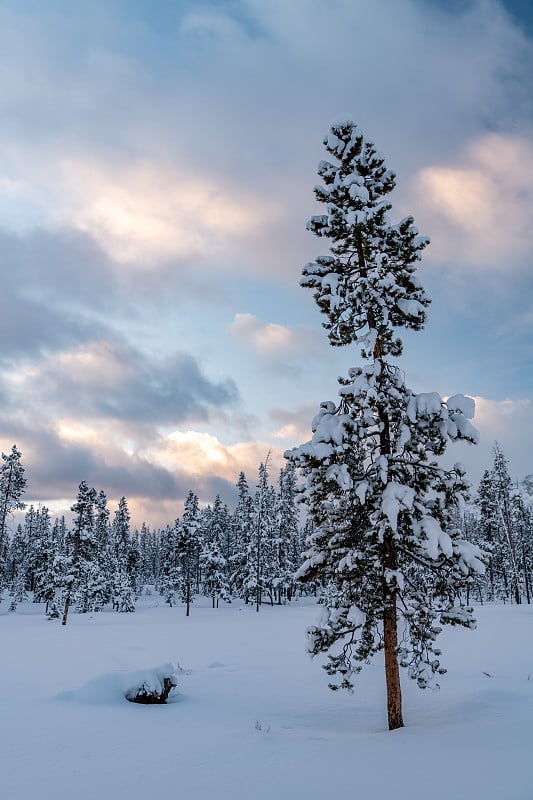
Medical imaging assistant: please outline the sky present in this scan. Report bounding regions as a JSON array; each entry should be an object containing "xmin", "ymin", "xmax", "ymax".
[{"xmin": 0, "ymin": 0, "xmax": 532, "ymax": 526}]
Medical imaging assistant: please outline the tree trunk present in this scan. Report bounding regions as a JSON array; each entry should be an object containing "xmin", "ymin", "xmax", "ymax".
[
  {"xmin": 62, "ymin": 589, "xmax": 71, "ymax": 626},
  {"xmin": 523, "ymin": 552, "xmax": 531, "ymax": 605},
  {"xmin": 383, "ymin": 531, "xmax": 404, "ymax": 731}
]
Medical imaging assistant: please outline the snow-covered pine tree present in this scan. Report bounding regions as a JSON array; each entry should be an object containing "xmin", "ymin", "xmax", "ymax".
[
  {"xmin": 28, "ymin": 506, "xmax": 53, "ymax": 603},
  {"xmin": 200, "ymin": 495, "xmax": 229, "ymax": 607},
  {"xmin": 158, "ymin": 524, "xmax": 180, "ymax": 606},
  {"xmin": 490, "ymin": 444, "xmax": 522, "ymax": 603},
  {"xmin": 111, "ymin": 497, "xmax": 136, "ymax": 612},
  {"xmin": 139, "ymin": 522, "xmax": 158, "ymax": 589},
  {"xmin": 476, "ymin": 468, "xmax": 500, "ymax": 600},
  {"xmin": 42, "ymin": 517, "xmax": 67, "ymax": 619},
  {"xmin": 274, "ymin": 462, "xmax": 300, "ymax": 603},
  {"xmin": 0, "ymin": 445, "xmax": 26, "ymax": 595},
  {"xmin": 201, "ymin": 515, "xmax": 228, "ymax": 609},
  {"xmin": 245, "ymin": 459, "xmax": 276, "ymax": 611},
  {"xmin": 62, "ymin": 481, "xmax": 98, "ymax": 625},
  {"xmin": 230, "ymin": 472, "xmax": 254, "ymax": 602},
  {"xmin": 286, "ymin": 118, "xmax": 486, "ymax": 730},
  {"xmin": 176, "ymin": 491, "xmax": 201, "ymax": 616},
  {"xmin": 512, "ymin": 490, "xmax": 532, "ymax": 604},
  {"xmin": 94, "ymin": 490, "xmax": 114, "ymax": 607},
  {"xmin": 8, "ymin": 524, "xmax": 28, "ymax": 609},
  {"xmin": 211, "ymin": 496, "xmax": 234, "ymax": 594}
]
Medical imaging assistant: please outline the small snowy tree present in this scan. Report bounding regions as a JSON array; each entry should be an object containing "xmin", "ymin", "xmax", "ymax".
[
  {"xmin": 274, "ymin": 462, "xmax": 300, "ymax": 603},
  {"xmin": 111, "ymin": 496, "xmax": 136, "ymax": 612},
  {"xmin": 286, "ymin": 118, "xmax": 486, "ymax": 730},
  {"xmin": 230, "ymin": 472, "xmax": 254, "ymax": 602},
  {"xmin": 159, "ymin": 525, "xmax": 180, "ymax": 606},
  {"xmin": 176, "ymin": 491, "xmax": 201, "ymax": 616},
  {"xmin": 200, "ymin": 496, "xmax": 229, "ymax": 607},
  {"xmin": 62, "ymin": 481, "xmax": 98, "ymax": 625},
  {"xmin": 0, "ymin": 445, "xmax": 26, "ymax": 595},
  {"xmin": 245, "ymin": 459, "xmax": 276, "ymax": 611}
]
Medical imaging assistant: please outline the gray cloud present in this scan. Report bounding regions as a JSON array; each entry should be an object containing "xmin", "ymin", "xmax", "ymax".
[
  {"xmin": 0, "ymin": 337, "xmax": 238, "ymax": 426},
  {"xmin": 0, "ymin": 227, "xmax": 117, "ymax": 358}
]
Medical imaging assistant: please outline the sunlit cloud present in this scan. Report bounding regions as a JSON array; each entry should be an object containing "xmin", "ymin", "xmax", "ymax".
[
  {"xmin": 45, "ymin": 158, "xmax": 271, "ymax": 265},
  {"xmin": 143, "ymin": 429, "xmax": 284, "ymax": 484},
  {"xmin": 229, "ymin": 313, "xmax": 299, "ymax": 354},
  {"xmin": 415, "ymin": 134, "xmax": 533, "ymax": 270},
  {"xmin": 268, "ymin": 404, "xmax": 315, "ymax": 446}
]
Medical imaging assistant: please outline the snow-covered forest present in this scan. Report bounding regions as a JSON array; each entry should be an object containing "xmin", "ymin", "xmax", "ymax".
[
  {"xmin": 1, "ymin": 441, "xmax": 532, "ymax": 616},
  {"xmin": 0, "ymin": 451, "xmax": 304, "ymax": 618}
]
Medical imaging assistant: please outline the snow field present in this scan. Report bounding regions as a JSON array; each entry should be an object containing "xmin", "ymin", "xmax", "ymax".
[{"xmin": 2, "ymin": 598, "xmax": 533, "ymax": 800}]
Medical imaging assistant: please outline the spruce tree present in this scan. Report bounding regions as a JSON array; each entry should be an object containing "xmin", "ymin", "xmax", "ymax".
[
  {"xmin": 286, "ymin": 118, "xmax": 486, "ymax": 729},
  {"xmin": 159, "ymin": 525, "xmax": 180, "ymax": 606},
  {"xmin": 230, "ymin": 472, "xmax": 254, "ymax": 602},
  {"xmin": 43, "ymin": 517, "xmax": 67, "ymax": 618},
  {"xmin": 246, "ymin": 460, "xmax": 276, "ymax": 611},
  {"xmin": 490, "ymin": 444, "xmax": 521, "ymax": 603},
  {"xmin": 62, "ymin": 481, "xmax": 98, "ymax": 625},
  {"xmin": 0, "ymin": 445, "xmax": 26, "ymax": 595},
  {"xmin": 94, "ymin": 490, "xmax": 114, "ymax": 606},
  {"xmin": 176, "ymin": 491, "xmax": 201, "ymax": 616},
  {"xmin": 201, "ymin": 496, "xmax": 229, "ymax": 607},
  {"xmin": 275, "ymin": 463, "xmax": 300, "ymax": 603},
  {"xmin": 111, "ymin": 496, "xmax": 136, "ymax": 612}
]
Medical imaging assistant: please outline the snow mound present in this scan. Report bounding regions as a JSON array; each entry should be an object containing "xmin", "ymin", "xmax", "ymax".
[
  {"xmin": 58, "ymin": 663, "xmax": 184, "ymax": 706},
  {"xmin": 123, "ymin": 663, "xmax": 182, "ymax": 704}
]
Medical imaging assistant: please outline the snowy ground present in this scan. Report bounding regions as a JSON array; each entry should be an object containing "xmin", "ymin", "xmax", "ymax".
[{"xmin": 1, "ymin": 596, "xmax": 533, "ymax": 800}]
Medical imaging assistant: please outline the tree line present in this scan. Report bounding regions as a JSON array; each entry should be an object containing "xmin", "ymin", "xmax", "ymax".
[
  {"xmin": 0, "ymin": 448, "xmax": 306, "ymax": 620},
  {"xmin": 0, "ymin": 441, "xmax": 531, "ymax": 621}
]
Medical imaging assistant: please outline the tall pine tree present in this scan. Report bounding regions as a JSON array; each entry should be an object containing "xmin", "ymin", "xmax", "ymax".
[{"xmin": 287, "ymin": 118, "xmax": 486, "ymax": 730}]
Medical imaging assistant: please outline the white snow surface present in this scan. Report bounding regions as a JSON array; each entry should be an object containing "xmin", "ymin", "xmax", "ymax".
[{"xmin": 2, "ymin": 596, "xmax": 533, "ymax": 800}]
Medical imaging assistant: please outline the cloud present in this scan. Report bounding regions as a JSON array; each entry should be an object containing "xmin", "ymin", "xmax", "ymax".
[
  {"xmin": 0, "ymin": 227, "xmax": 118, "ymax": 360},
  {"xmin": 142, "ymin": 429, "xmax": 284, "ymax": 483},
  {"xmin": 268, "ymin": 404, "xmax": 315, "ymax": 446},
  {"xmin": 51, "ymin": 158, "xmax": 275, "ymax": 265},
  {"xmin": 1, "ymin": 0, "xmax": 531, "ymax": 281},
  {"xmin": 0, "ymin": 338, "xmax": 239, "ymax": 426},
  {"xmin": 229, "ymin": 313, "xmax": 301, "ymax": 354},
  {"xmin": 414, "ymin": 133, "xmax": 533, "ymax": 271}
]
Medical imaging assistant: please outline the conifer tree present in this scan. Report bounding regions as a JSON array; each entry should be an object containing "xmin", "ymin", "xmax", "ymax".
[
  {"xmin": 159, "ymin": 525, "xmax": 180, "ymax": 606},
  {"xmin": 176, "ymin": 491, "xmax": 201, "ymax": 616},
  {"xmin": 476, "ymin": 469, "xmax": 500, "ymax": 600},
  {"xmin": 43, "ymin": 517, "xmax": 67, "ymax": 618},
  {"xmin": 111, "ymin": 496, "xmax": 136, "ymax": 612},
  {"xmin": 8, "ymin": 524, "xmax": 28, "ymax": 609},
  {"xmin": 490, "ymin": 444, "xmax": 521, "ymax": 603},
  {"xmin": 242, "ymin": 459, "xmax": 277, "ymax": 610},
  {"xmin": 0, "ymin": 445, "xmax": 26, "ymax": 594},
  {"xmin": 287, "ymin": 118, "xmax": 486, "ymax": 730},
  {"xmin": 62, "ymin": 481, "xmax": 98, "ymax": 625},
  {"xmin": 94, "ymin": 490, "xmax": 113, "ymax": 606},
  {"xmin": 200, "ymin": 496, "xmax": 230, "ymax": 606},
  {"xmin": 28, "ymin": 506, "xmax": 53, "ymax": 602},
  {"xmin": 275, "ymin": 463, "xmax": 300, "ymax": 603},
  {"xmin": 231, "ymin": 472, "xmax": 254, "ymax": 602},
  {"xmin": 201, "ymin": 522, "xmax": 228, "ymax": 609}
]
